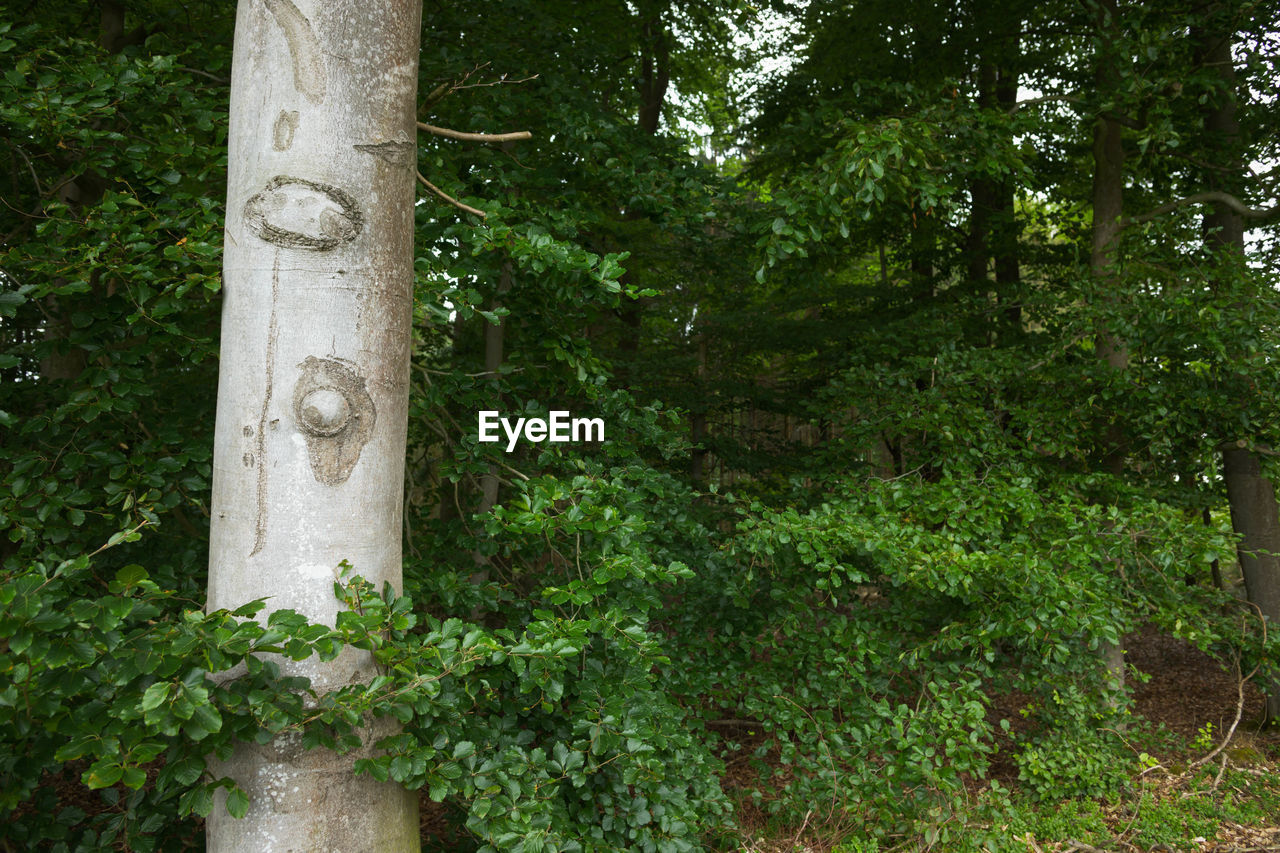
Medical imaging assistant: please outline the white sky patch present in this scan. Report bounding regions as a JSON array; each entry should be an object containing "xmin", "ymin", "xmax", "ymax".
[{"xmin": 666, "ymin": 4, "xmax": 804, "ymax": 162}]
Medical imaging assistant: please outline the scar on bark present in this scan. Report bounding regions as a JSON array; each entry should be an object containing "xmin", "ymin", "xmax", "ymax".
[
  {"xmin": 353, "ymin": 140, "xmax": 415, "ymax": 167},
  {"xmin": 262, "ymin": 0, "xmax": 325, "ymax": 103},
  {"xmin": 244, "ymin": 176, "xmax": 362, "ymax": 251},
  {"xmin": 273, "ymin": 110, "xmax": 300, "ymax": 151},
  {"xmin": 251, "ymin": 255, "xmax": 283, "ymax": 556},
  {"xmin": 293, "ymin": 357, "xmax": 375, "ymax": 486}
]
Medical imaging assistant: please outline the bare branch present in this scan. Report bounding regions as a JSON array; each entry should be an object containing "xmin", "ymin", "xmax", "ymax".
[
  {"xmin": 417, "ymin": 122, "xmax": 532, "ymax": 144},
  {"xmin": 419, "ymin": 64, "xmax": 539, "ymax": 112},
  {"xmin": 1216, "ymin": 439, "xmax": 1280, "ymax": 458},
  {"xmin": 415, "ymin": 171, "xmax": 486, "ymax": 218},
  {"xmin": 1190, "ymin": 654, "xmax": 1258, "ymax": 769},
  {"xmin": 1166, "ymin": 149, "xmax": 1235, "ymax": 174},
  {"xmin": 450, "ymin": 65, "xmax": 538, "ymax": 92},
  {"xmin": 420, "ymin": 81, "xmax": 452, "ymax": 111},
  {"xmin": 179, "ymin": 66, "xmax": 230, "ymax": 85},
  {"xmin": 1124, "ymin": 191, "xmax": 1280, "ymax": 228}
]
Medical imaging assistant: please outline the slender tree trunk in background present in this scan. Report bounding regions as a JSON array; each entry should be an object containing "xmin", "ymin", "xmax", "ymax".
[
  {"xmin": 993, "ymin": 60, "xmax": 1021, "ymax": 337},
  {"xmin": 477, "ymin": 262, "xmax": 511, "ymax": 518},
  {"xmin": 1090, "ymin": 0, "xmax": 1127, "ymax": 697},
  {"xmin": 968, "ymin": 47, "xmax": 1022, "ymax": 344},
  {"xmin": 637, "ymin": 14, "xmax": 670, "ymax": 137},
  {"xmin": 690, "ymin": 333, "xmax": 708, "ymax": 487},
  {"xmin": 966, "ymin": 63, "xmax": 997, "ymax": 291},
  {"xmin": 616, "ymin": 7, "xmax": 669, "ymax": 375},
  {"xmin": 37, "ymin": 4, "xmax": 135, "ymax": 385},
  {"xmin": 1091, "ymin": 1, "xmax": 1128, "ymax": 388},
  {"xmin": 1198, "ymin": 19, "xmax": 1280, "ymax": 722},
  {"xmin": 470, "ymin": 261, "xmax": 512, "ymax": 590},
  {"xmin": 206, "ymin": 0, "xmax": 422, "ymax": 848}
]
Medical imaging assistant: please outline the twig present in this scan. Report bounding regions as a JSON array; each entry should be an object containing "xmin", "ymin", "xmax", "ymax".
[
  {"xmin": 420, "ymin": 81, "xmax": 453, "ymax": 111},
  {"xmin": 15, "ymin": 146, "xmax": 42, "ymax": 196},
  {"xmin": 415, "ymin": 171, "xmax": 486, "ymax": 218},
  {"xmin": 417, "ymin": 122, "xmax": 532, "ymax": 144},
  {"xmin": 1212, "ymin": 752, "xmax": 1228, "ymax": 789},
  {"xmin": 1065, "ymin": 841, "xmax": 1110, "ymax": 853},
  {"xmin": 1191, "ymin": 642, "xmax": 1259, "ymax": 769},
  {"xmin": 179, "ymin": 66, "xmax": 229, "ymax": 84},
  {"xmin": 495, "ymin": 458, "xmax": 530, "ymax": 482},
  {"xmin": 789, "ymin": 809, "xmax": 813, "ymax": 846},
  {"xmin": 421, "ymin": 63, "xmax": 539, "ymax": 111},
  {"xmin": 449, "ymin": 66, "xmax": 538, "ymax": 92}
]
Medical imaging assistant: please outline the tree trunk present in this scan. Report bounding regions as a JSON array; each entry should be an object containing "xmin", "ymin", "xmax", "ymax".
[
  {"xmin": 470, "ymin": 261, "xmax": 512, "ymax": 591},
  {"xmin": 637, "ymin": 15, "xmax": 670, "ymax": 136},
  {"xmin": 206, "ymin": 0, "xmax": 422, "ymax": 848},
  {"xmin": 993, "ymin": 61, "xmax": 1022, "ymax": 337},
  {"xmin": 966, "ymin": 63, "xmax": 997, "ymax": 290},
  {"xmin": 1091, "ymin": 3, "xmax": 1127, "ymax": 384},
  {"xmin": 1090, "ymin": 0, "xmax": 1127, "ymax": 699},
  {"xmin": 1198, "ymin": 18, "xmax": 1280, "ymax": 722},
  {"xmin": 690, "ymin": 333, "xmax": 708, "ymax": 487}
]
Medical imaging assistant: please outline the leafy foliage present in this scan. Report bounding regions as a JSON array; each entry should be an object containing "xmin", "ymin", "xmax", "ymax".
[{"xmin": 4, "ymin": 0, "xmax": 1280, "ymax": 849}]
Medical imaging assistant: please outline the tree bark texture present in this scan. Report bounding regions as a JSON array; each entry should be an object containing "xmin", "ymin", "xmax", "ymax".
[{"xmin": 207, "ymin": 0, "xmax": 422, "ymax": 848}]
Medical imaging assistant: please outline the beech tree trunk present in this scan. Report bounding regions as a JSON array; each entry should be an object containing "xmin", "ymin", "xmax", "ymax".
[{"xmin": 206, "ymin": 0, "xmax": 422, "ymax": 848}]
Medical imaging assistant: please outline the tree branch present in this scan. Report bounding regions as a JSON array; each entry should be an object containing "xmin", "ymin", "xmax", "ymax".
[
  {"xmin": 415, "ymin": 171, "xmax": 486, "ymax": 218},
  {"xmin": 1102, "ymin": 109, "xmax": 1147, "ymax": 130},
  {"xmin": 1124, "ymin": 191, "xmax": 1280, "ymax": 228},
  {"xmin": 179, "ymin": 66, "xmax": 230, "ymax": 85},
  {"xmin": 417, "ymin": 122, "xmax": 532, "ymax": 144},
  {"xmin": 420, "ymin": 81, "xmax": 452, "ymax": 112},
  {"xmin": 1007, "ymin": 93, "xmax": 1080, "ymax": 114}
]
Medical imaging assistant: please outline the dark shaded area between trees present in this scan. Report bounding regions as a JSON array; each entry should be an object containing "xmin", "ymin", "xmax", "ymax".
[{"xmin": 2, "ymin": 0, "xmax": 1280, "ymax": 849}]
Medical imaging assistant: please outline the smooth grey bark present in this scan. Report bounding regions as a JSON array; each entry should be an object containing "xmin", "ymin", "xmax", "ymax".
[{"xmin": 206, "ymin": 0, "xmax": 422, "ymax": 848}]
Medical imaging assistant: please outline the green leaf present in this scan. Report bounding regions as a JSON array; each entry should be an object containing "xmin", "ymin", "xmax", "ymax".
[
  {"xmin": 140, "ymin": 682, "xmax": 172, "ymax": 713},
  {"xmin": 85, "ymin": 762, "xmax": 123, "ymax": 789},
  {"xmin": 225, "ymin": 785, "xmax": 250, "ymax": 819},
  {"xmin": 122, "ymin": 766, "xmax": 147, "ymax": 789}
]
